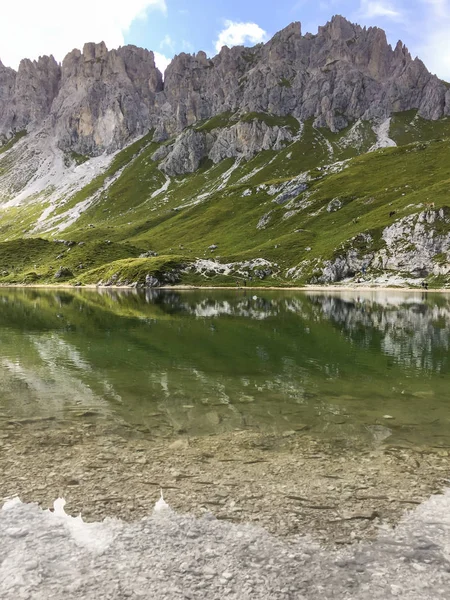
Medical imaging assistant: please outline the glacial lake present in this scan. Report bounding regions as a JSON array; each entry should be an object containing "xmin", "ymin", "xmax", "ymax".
[{"xmin": 0, "ymin": 287, "xmax": 449, "ymax": 449}]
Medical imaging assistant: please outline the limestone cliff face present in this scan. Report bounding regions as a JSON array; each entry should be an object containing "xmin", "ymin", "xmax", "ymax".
[
  {"xmin": 158, "ymin": 120, "xmax": 294, "ymax": 176},
  {"xmin": 0, "ymin": 15, "xmax": 449, "ymax": 155},
  {"xmin": 0, "ymin": 43, "xmax": 163, "ymax": 154},
  {"xmin": 51, "ymin": 43, "xmax": 163, "ymax": 154},
  {"xmin": 0, "ymin": 62, "xmax": 16, "ymax": 141},
  {"xmin": 161, "ymin": 17, "xmax": 449, "ymax": 135},
  {"xmin": 0, "ymin": 56, "xmax": 60, "ymax": 137}
]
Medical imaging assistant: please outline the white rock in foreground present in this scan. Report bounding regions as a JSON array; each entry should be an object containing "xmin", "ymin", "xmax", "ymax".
[{"xmin": 1, "ymin": 490, "xmax": 450, "ymax": 599}]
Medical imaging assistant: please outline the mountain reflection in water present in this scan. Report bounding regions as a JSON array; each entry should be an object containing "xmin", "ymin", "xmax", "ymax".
[{"xmin": 0, "ymin": 288, "xmax": 449, "ymax": 446}]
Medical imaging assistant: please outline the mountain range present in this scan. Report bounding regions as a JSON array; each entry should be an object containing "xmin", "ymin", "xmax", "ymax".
[{"xmin": 0, "ymin": 15, "xmax": 449, "ymax": 288}]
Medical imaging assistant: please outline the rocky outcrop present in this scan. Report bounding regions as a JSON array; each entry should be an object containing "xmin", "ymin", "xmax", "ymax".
[
  {"xmin": 208, "ymin": 120, "xmax": 292, "ymax": 163},
  {"xmin": 51, "ymin": 43, "xmax": 163, "ymax": 154},
  {"xmin": 0, "ymin": 44, "xmax": 163, "ymax": 154},
  {"xmin": 378, "ymin": 208, "xmax": 450, "ymax": 276},
  {"xmin": 316, "ymin": 233, "xmax": 375, "ymax": 283},
  {"xmin": 160, "ymin": 16, "xmax": 450, "ymax": 135},
  {"xmin": 1, "ymin": 15, "xmax": 449, "ymax": 156},
  {"xmin": 0, "ymin": 56, "xmax": 60, "ymax": 137},
  {"xmin": 158, "ymin": 129, "xmax": 208, "ymax": 176},
  {"xmin": 313, "ymin": 209, "xmax": 450, "ymax": 283},
  {"xmin": 159, "ymin": 119, "xmax": 294, "ymax": 175}
]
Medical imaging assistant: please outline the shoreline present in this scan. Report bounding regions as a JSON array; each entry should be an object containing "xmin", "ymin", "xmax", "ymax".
[{"xmin": 1, "ymin": 283, "xmax": 449, "ymax": 293}]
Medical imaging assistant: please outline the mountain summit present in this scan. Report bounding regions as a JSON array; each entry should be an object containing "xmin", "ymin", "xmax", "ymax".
[{"xmin": 0, "ymin": 15, "xmax": 449, "ymax": 156}]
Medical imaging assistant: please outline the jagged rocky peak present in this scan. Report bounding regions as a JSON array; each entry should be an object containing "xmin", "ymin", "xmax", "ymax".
[
  {"xmin": 52, "ymin": 42, "xmax": 163, "ymax": 155},
  {"xmin": 160, "ymin": 14, "xmax": 449, "ymax": 135},
  {"xmin": 319, "ymin": 14, "xmax": 356, "ymax": 39},
  {"xmin": 0, "ymin": 15, "xmax": 449, "ymax": 155},
  {"xmin": 60, "ymin": 41, "xmax": 162, "ymax": 88},
  {"xmin": 0, "ymin": 61, "xmax": 17, "ymax": 140},
  {"xmin": 0, "ymin": 54, "xmax": 61, "ymax": 136},
  {"xmin": 275, "ymin": 21, "xmax": 302, "ymax": 38},
  {"xmin": 15, "ymin": 56, "xmax": 61, "ymax": 125},
  {"xmin": 0, "ymin": 41, "xmax": 164, "ymax": 154},
  {"xmin": 160, "ymin": 43, "xmax": 254, "ymax": 133},
  {"xmin": 82, "ymin": 41, "xmax": 108, "ymax": 61}
]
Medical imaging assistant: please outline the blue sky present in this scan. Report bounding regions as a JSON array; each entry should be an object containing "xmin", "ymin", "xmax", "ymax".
[
  {"xmin": 123, "ymin": 0, "xmax": 450, "ymax": 79},
  {"xmin": 1, "ymin": 0, "xmax": 449, "ymax": 80}
]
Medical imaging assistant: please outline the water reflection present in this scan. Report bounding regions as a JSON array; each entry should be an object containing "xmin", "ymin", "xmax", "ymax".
[
  {"xmin": 310, "ymin": 293, "xmax": 450, "ymax": 373},
  {"xmin": 0, "ymin": 288, "xmax": 449, "ymax": 445}
]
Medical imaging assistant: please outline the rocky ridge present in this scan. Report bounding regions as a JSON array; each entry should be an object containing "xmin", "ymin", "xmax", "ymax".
[
  {"xmin": 0, "ymin": 15, "xmax": 449, "ymax": 158},
  {"xmin": 0, "ymin": 43, "xmax": 162, "ymax": 154},
  {"xmin": 158, "ymin": 120, "xmax": 295, "ymax": 176},
  {"xmin": 160, "ymin": 19, "xmax": 449, "ymax": 136}
]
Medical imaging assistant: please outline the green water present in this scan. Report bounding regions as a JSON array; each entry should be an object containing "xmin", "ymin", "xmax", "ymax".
[{"xmin": 0, "ymin": 287, "xmax": 449, "ymax": 447}]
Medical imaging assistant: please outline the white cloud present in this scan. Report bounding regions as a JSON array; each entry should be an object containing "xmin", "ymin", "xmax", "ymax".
[
  {"xmin": 421, "ymin": 29, "xmax": 450, "ymax": 79},
  {"xmin": 160, "ymin": 34, "xmax": 175, "ymax": 52},
  {"xmin": 359, "ymin": 0, "xmax": 401, "ymax": 18},
  {"xmin": 0, "ymin": 0, "xmax": 167, "ymax": 69},
  {"xmin": 154, "ymin": 51, "xmax": 172, "ymax": 75},
  {"xmin": 214, "ymin": 20, "xmax": 268, "ymax": 54},
  {"xmin": 181, "ymin": 39, "xmax": 195, "ymax": 53},
  {"xmin": 355, "ymin": 0, "xmax": 450, "ymax": 80},
  {"xmin": 418, "ymin": 0, "xmax": 450, "ymax": 80},
  {"xmin": 424, "ymin": 0, "xmax": 448, "ymax": 17}
]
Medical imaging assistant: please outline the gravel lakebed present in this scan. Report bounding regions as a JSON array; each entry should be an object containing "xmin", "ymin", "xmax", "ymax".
[
  {"xmin": 1, "ymin": 419, "xmax": 450, "ymax": 598},
  {"xmin": 0, "ymin": 419, "xmax": 448, "ymax": 542}
]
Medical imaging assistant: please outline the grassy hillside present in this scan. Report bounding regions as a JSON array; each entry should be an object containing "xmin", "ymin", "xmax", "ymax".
[{"xmin": 0, "ymin": 111, "xmax": 449, "ymax": 288}]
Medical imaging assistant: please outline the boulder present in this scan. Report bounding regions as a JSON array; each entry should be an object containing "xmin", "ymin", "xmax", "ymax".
[
  {"xmin": 145, "ymin": 274, "xmax": 160, "ymax": 287},
  {"xmin": 54, "ymin": 267, "xmax": 73, "ymax": 279}
]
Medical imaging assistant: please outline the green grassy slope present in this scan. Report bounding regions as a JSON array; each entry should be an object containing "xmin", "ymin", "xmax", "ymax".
[{"xmin": 0, "ymin": 112, "xmax": 449, "ymax": 287}]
